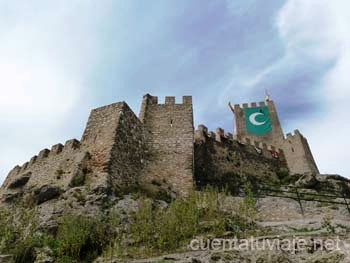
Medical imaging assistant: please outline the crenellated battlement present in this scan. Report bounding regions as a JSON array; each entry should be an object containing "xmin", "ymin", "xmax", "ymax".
[
  {"xmin": 38, "ymin": 149, "xmax": 50, "ymax": 160},
  {"xmin": 6, "ymin": 139, "xmax": 82, "ymax": 179},
  {"xmin": 142, "ymin": 94, "xmax": 192, "ymax": 106},
  {"xmin": 194, "ymin": 125, "xmax": 285, "ymax": 162},
  {"xmin": 51, "ymin": 143, "xmax": 64, "ymax": 155},
  {"xmin": 6, "ymin": 165, "xmax": 22, "ymax": 178},
  {"xmin": 233, "ymin": 101, "xmax": 268, "ymax": 110},
  {"xmin": 194, "ymin": 124, "xmax": 288, "ymax": 191}
]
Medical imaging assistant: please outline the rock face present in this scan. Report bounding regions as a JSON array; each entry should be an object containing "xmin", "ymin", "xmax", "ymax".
[
  {"xmin": 7, "ymin": 172, "xmax": 31, "ymax": 189},
  {"xmin": 95, "ymin": 249, "xmax": 348, "ymax": 263},
  {"xmin": 295, "ymin": 173, "xmax": 319, "ymax": 188},
  {"xmin": 35, "ymin": 185, "xmax": 62, "ymax": 205}
]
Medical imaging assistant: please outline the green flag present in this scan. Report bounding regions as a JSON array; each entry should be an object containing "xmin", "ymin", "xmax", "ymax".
[{"xmin": 244, "ymin": 106, "xmax": 272, "ymax": 136}]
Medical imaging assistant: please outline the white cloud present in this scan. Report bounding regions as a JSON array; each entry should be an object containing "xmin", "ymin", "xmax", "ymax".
[
  {"xmin": 0, "ymin": 1, "xmax": 110, "ymax": 183},
  {"xmin": 277, "ymin": 0, "xmax": 350, "ymax": 176}
]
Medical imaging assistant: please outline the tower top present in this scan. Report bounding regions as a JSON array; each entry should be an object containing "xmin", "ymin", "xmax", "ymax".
[{"xmin": 232, "ymin": 100, "xmax": 285, "ymax": 147}]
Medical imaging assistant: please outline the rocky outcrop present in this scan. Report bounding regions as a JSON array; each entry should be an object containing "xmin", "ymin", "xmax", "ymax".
[
  {"xmin": 35, "ymin": 185, "xmax": 62, "ymax": 205},
  {"xmin": 94, "ymin": 242, "xmax": 348, "ymax": 263},
  {"xmin": 295, "ymin": 173, "xmax": 319, "ymax": 188},
  {"xmin": 7, "ymin": 172, "xmax": 31, "ymax": 189}
]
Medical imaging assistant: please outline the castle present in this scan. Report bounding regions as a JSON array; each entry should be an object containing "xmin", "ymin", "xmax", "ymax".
[{"xmin": 0, "ymin": 94, "xmax": 319, "ymax": 202}]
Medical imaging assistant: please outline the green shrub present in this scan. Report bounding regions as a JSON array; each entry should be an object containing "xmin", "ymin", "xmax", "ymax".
[
  {"xmin": 0, "ymin": 210, "xmax": 16, "ymax": 253},
  {"xmin": 0, "ymin": 208, "xmax": 42, "ymax": 263},
  {"xmin": 154, "ymin": 193, "xmax": 201, "ymax": 250},
  {"xmin": 126, "ymin": 188, "xmax": 257, "ymax": 256},
  {"xmin": 12, "ymin": 235, "xmax": 44, "ymax": 263},
  {"xmin": 55, "ymin": 214, "xmax": 111, "ymax": 261},
  {"xmin": 239, "ymin": 184, "xmax": 258, "ymax": 223},
  {"xmin": 2, "ymin": 207, "xmax": 120, "ymax": 263},
  {"xmin": 131, "ymin": 190, "xmax": 223, "ymax": 252}
]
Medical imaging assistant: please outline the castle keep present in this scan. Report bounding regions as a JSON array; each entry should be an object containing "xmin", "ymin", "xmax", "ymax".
[{"xmin": 0, "ymin": 94, "xmax": 319, "ymax": 203}]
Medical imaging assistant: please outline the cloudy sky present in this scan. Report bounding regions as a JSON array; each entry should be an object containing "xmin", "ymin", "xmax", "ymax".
[{"xmin": 0, "ymin": 0, "xmax": 349, "ymax": 183}]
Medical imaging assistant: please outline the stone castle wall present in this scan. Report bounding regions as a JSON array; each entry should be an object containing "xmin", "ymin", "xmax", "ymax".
[
  {"xmin": 0, "ymin": 139, "xmax": 90, "ymax": 203},
  {"xmin": 0, "ymin": 94, "xmax": 320, "ymax": 205},
  {"xmin": 139, "ymin": 94, "xmax": 194, "ymax": 196},
  {"xmin": 194, "ymin": 125, "xmax": 288, "ymax": 192}
]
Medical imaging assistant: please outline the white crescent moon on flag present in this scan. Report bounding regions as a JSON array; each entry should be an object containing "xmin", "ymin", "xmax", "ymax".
[{"xmin": 249, "ymin": 112, "xmax": 266, "ymax": 126}]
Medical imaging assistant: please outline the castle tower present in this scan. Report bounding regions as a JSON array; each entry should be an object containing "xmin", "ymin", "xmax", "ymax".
[
  {"xmin": 81, "ymin": 102, "xmax": 146, "ymax": 191},
  {"xmin": 139, "ymin": 94, "xmax": 194, "ymax": 196},
  {"xmin": 282, "ymin": 130, "xmax": 319, "ymax": 175},
  {"xmin": 233, "ymin": 100, "xmax": 285, "ymax": 147},
  {"xmin": 233, "ymin": 99, "xmax": 319, "ymax": 175}
]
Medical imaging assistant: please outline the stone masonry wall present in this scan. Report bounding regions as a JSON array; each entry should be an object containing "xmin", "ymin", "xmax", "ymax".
[
  {"xmin": 194, "ymin": 125, "xmax": 288, "ymax": 193},
  {"xmin": 109, "ymin": 103, "xmax": 145, "ymax": 191},
  {"xmin": 81, "ymin": 102, "xmax": 125, "ymax": 189},
  {"xmin": 0, "ymin": 139, "xmax": 90, "ymax": 204},
  {"xmin": 139, "ymin": 94, "xmax": 194, "ymax": 196},
  {"xmin": 81, "ymin": 102, "xmax": 145, "ymax": 192}
]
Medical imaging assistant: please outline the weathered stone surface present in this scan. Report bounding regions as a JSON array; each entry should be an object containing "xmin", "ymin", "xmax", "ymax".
[
  {"xmin": 113, "ymin": 195, "xmax": 140, "ymax": 215},
  {"xmin": 140, "ymin": 94, "xmax": 194, "ymax": 196},
  {"xmin": 295, "ymin": 173, "xmax": 319, "ymax": 188},
  {"xmin": 283, "ymin": 130, "xmax": 319, "ymax": 175},
  {"xmin": 94, "ymin": 246, "xmax": 349, "ymax": 263},
  {"xmin": 317, "ymin": 174, "xmax": 350, "ymax": 194},
  {"xmin": 2, "ymin": 192, "xmax": 22, "ymax": 203},
  {"xmin": 35, "ymin": 185, "xmax": 61, "ymax": 204},
  {"xmin": 68, "ymin": 152, "xmax": 91, "ymax": 187},
  {"xmin": 194, "ymin": 135, "xmax": 287, "ymax": 192},
  {"xmin": 7, "ymin": 172, "xmax": 31, "ymax": 189},
  {"xmin": 306, "ymin": 251, "xmax": 345, "ymax": 263}
]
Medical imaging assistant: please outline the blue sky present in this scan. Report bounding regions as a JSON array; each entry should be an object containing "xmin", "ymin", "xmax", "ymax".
[{"xmin": 1, "ymin": 0, "xmax": 350, "ymax": 183}]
